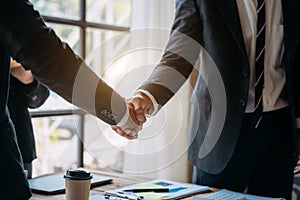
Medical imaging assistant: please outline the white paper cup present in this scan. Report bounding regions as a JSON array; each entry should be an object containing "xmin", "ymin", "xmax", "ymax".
[{"xmin": 64, "ymin": 169, "xmax": 93, "ymax": 200}]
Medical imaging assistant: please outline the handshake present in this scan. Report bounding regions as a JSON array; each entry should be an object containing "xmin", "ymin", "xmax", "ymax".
[{"xmin": 111, "ymin": 92, "xmax": 155, "ymax": 140}]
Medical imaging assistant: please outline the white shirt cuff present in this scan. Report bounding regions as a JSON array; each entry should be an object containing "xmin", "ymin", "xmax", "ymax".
[{"xmin": 136, "ymin": 89, "xmax": 159, "ymax": 116}]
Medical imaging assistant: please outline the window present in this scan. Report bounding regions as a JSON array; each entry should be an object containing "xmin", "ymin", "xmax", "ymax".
[
  {"xmin": 30, "ymin": 0, "xmax": 132, "ymax": 177},
  {"xmin": 86, "ymin": 0, "xmax": 131, "ymax": 26},
  {"xmin": 31, "ymin": 0, "xmax": 80, "ymax": 20}
]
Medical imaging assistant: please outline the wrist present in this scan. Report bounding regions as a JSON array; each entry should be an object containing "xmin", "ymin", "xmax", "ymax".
[{"xmin": 22, "ymin": 74, "xmax": 34, "ymax": 84}]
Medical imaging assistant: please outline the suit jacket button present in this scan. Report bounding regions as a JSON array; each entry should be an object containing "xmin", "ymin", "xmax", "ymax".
[
  {"xmin": 32, "ymin": 95, "xmax": 38, "ymax": 101},
  {"xmin": 240, "ymin": 99, "xmax": 246, "ymax": 107},
  {"xmin": 242, "ymin": 70, "xmax": 248, "ymax": 77}
]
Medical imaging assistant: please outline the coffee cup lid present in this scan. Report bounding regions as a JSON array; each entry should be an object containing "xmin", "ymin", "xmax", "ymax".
[{"xmin": 64, "ymin": 169, "xmax": 93, "ymax": 180}]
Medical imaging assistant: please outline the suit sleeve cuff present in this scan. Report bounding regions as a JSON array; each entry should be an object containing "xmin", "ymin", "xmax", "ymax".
[
  {"xmin": 136, "ymin": 89, "xmax": 159, "ymax": 116},
  {"xmin": 22, "ymin": 78, "xmax": 38, "ymax": 92}
]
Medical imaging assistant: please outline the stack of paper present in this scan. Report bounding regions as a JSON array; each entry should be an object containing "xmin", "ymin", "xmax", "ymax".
[{"xmin": 105, "ymin": 179, "xmax": 210, "ymax": 200}]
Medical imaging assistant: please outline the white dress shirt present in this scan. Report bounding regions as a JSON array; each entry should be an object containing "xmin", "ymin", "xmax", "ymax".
[{"xmin": 236, "ymin": 0, "xmax": 288, "ymax": 113}]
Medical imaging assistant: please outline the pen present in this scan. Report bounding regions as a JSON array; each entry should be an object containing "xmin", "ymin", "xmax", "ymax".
[
  {"xmin": 122, "ymin": 188, "xmax": 169, "ymax": 193},
  {"xmin": 104, "ymin": 192, "xmax": 143, "ymax": 200}
]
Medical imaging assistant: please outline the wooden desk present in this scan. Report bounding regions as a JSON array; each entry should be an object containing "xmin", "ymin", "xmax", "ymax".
[{"xmin": 30, "ymin": 170, "xmax": 212, "ymax": 200}]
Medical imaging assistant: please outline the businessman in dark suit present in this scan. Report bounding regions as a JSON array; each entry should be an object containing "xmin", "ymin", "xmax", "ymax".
[
  {"xmin": 114, "ymin": 0, "xmax": 300, "ymax": 199},
  {"xmin": 0, "ymin": 0, "xmax": 140, "ymax": 199},
  {"xmin": 9, "ymin": 59, "xmax": 49, "ymax": 179}
]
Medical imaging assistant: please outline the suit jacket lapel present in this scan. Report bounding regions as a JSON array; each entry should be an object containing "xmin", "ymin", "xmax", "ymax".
[{"xmin": 215, "ymin": 0, "xmax": 248, "ymax": 63}]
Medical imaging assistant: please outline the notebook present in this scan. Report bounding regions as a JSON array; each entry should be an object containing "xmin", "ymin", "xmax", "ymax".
[
  {"xmin": 28, "ymin": 172, "xmax": 113, "ymax": 194},
  {"xmin": 105, "ymin": 179, "xmax": 210, "ymax": 200}
]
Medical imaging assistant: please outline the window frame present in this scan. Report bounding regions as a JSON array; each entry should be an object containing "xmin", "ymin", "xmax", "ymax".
[{"xmin": 30, "ymin": 0, "xmax": 131, "ymax": 169}]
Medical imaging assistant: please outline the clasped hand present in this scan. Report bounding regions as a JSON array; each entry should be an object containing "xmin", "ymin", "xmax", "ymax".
[
  {"xmin": 111, "ymin": 92, "xmax": 154, "ymax": 140},
  {"xmin": 10, "ymin": 58, "xmax": 34, "ymax": 84}
]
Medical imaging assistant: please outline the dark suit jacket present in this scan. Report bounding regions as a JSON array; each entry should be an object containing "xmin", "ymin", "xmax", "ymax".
[
  {"xmin": 0, "ymin": 1, "xmax": 127, "ymax": 126},
  {"xmin": 8, "ymin": 77, "xmax": 49, "ymax": 163},
  {"xmin": 139, "ymin": 0, "xmax": 300, "ymax": 174},
  {"xmin": 0, "ymin": 50, "xmax": 29, "ymax": 199},
  {"xmin": 0, "ymin": 0, "xmax": 127, "ymax": 198}
]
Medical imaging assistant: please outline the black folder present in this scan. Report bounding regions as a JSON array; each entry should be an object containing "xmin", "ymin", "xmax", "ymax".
[{"xmin": 28, "ymin": 172, "xmax": 112, "ymax": 194}]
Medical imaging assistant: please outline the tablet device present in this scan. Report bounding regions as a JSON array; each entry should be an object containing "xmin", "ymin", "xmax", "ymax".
[{"xmin": 28, "ymin": 172, "xmax": 113, "ymax": 195}]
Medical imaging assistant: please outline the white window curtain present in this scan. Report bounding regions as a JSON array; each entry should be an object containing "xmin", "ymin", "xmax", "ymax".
[
  {"xmin": 120, "ymin": 0, "xmax": 193, "ymax": 182},
  {"xmin": 83, "ymin": 0, "xmax": 193, "ymax": 182}
]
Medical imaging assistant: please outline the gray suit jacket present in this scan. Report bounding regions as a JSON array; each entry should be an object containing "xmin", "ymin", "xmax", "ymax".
[{"xmin": 139, "ymin": 0, "xmax": 300, "ymax": 174}]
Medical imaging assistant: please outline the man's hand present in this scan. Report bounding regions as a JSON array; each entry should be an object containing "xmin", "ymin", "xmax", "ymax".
[
  {"xmin": 129, "ymin": 92, "xmax": 155, "ymax": 123},
  {"xmin": 294, "ymin": 156, "xmax": 300, "ymax": 174},
  {"xmin": 294, "ymin": 129, "xmax": 300, "ymax": 174},
  {"xmin": 111, "ymin": 92, "xmax": 154, "ymax": 140},
  {"xmin": 10, "ymin": 58, "xmax": 34, "ymax": 84},
  {"xmin": 111, "ymin": 103, "xmax": 141, "ymax": 140}
]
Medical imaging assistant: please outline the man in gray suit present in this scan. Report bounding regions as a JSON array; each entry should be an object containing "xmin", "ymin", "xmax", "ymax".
[{"xmin": 114, "ymin": 0, "xmax": 300, "ymax": 199}]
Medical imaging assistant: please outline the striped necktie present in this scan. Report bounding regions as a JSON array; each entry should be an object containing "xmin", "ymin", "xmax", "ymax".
[{"xmin": 254, "ymin": 0, "xmax": 266, "ymax": 128}]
